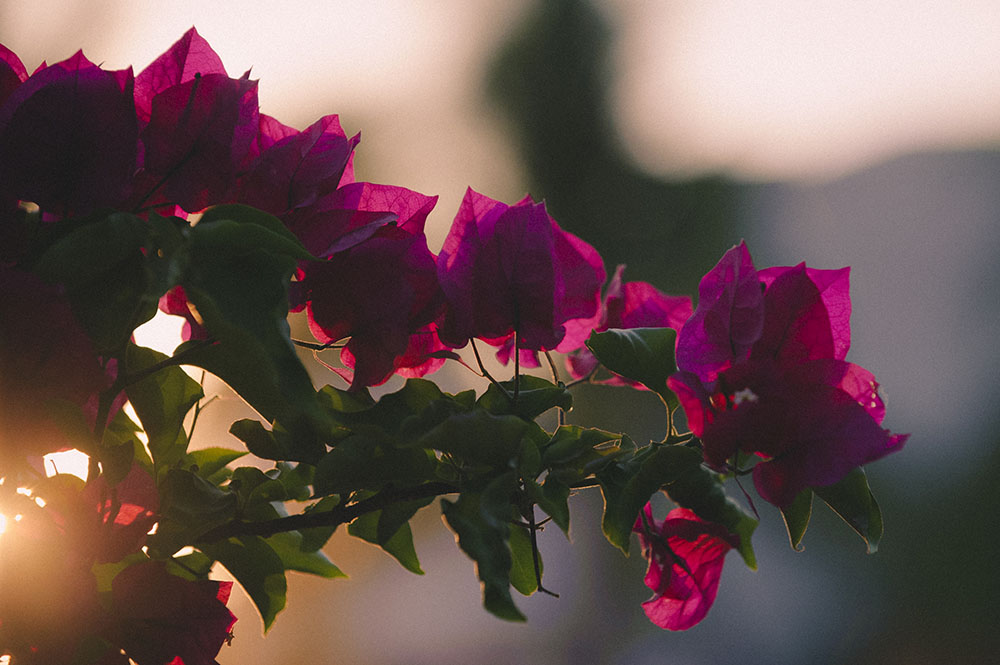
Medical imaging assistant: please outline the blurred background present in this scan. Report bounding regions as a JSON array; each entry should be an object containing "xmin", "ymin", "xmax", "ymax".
[{"xmin": 3, "ymin": 0, "xmax": 999, "ymax": 662}]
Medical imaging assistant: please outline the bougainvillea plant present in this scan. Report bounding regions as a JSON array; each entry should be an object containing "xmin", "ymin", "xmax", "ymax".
[{"xmin": 0, "ymin": 30, "xmax": 906, "ymax": 664}]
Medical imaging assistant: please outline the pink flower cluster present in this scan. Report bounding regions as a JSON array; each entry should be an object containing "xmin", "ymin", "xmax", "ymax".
[{"xmin": 668, "ymin": 242, "xmax": 908, "ymax": 507}]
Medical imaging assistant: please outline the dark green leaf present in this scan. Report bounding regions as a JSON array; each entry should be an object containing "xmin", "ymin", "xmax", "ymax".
[
  {"xmin": 663, "ymin": 449, "xmax": 759, "ymax": 569},
  {"xmin": 185, "ymin": 447, "xmax": 248, "ymax": 484},
  {"xmin": 416, "ymin": 409, "xmax": 544, "ymax": 469},
  {"xmin": 477, "ymin": 375, "xmax": 572, "ymax": 420},
  {"xmin": 266, "ymin": 531, "xmax": 345, "ymax": 578},
  {"xmin": 179, "ymin": 213, "xmax": 331, "ymax": 456},
  {"xmin": 201, "ymin": 535, "xmax": 287, "ymax": 630},
  {"xmin": 441, "ymin": 484, "xmax": 524, "ymax": 622},
  {"xmin": 597, "ymin": 444, "xmax": 701, "ymax": 554},
  {"xmin": 781, "ymin": 489, "xmax": 813, "ymax": 551},
  {"xmin": 526, "ymin": 476, "xmax": 571, "ymax": 535},
  {"xmin": 35, "ymin": 212, "xmax": 157, "ymax": 352},
  {"xmin": 313, "ymin": 433, "xmax": 436, "ymax": 496},
  {"xmin": 586, "ymin": 327, "xmax": 680, "ymax": 408},
  {"xmin": 814, "ymin": 467, "xmax": 883, "ymax": 553},
  {"xmin": 347, "ymin": 497, "xmax": 432, "ymax": 575},
  {"xmin": 125, "ymin": 344, "xmax": 203, "ymax": 473},
  {"xmin": 508, "ymin": 523, "xmax": 540, "ymax": 596},
  {"xmin": 197, "ymin": 205, "xmax": 316, "ymax": 261},
  {"xmin": 298, "ymin": 496, "xmax": 342, "ymax": 552},
  {"xmin": 151, "ymin": 468, "xmax": 238, "ymax": 556}
]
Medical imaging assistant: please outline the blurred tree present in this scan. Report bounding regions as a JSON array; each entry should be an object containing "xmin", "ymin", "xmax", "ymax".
[{"xmin": 487, "ymin": 0, "xmax": 742, "ymax": 294}]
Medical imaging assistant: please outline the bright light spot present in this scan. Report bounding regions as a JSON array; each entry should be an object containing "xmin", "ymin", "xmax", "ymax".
[
  {"xmin": 43, "ymin": 449, "xmax": 91, "ymax": 480},
  {"xmin": 33, "ymin": 496, "xmax": 46, "ymax": 508},
  {"xmin": 123, "ymin": 402, "xmax": 151, "ymax": 446},
  {"xmin": 1, "ymin": 652, "xmax": 11, "ymax": 664},
  {"xmin": 0, "ymin": 513, "xmax": 7, "ymax": 535},
  {"xmin": 16, "ymin": 487, "xmax": 32, "ymax": 497},
  {"xmin": 133, "ymin": 309, "xmax": 185, "ymax": 355},
  {"xmin": 175, "ymin": 546, "xmax": 196, "ymax": 557}
]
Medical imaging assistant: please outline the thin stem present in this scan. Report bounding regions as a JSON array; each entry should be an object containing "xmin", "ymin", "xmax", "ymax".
[
  {"xmin": 543, "ymin": 351, "xmax": 566, "ymax": 427},
  {"xmin": 527, "ymin": 503, "xmax": 558, "ymax": 597},
  {"xmin": 292, "ymin": 338, "xmax": 344, "ymax": 351},
  {"xmin": 512, "ymin": 328, "xmax": 520, "ymax": 404},
  {"xmin": 471, "ymin": 339, "xmax": 513, "ymax": 402}
]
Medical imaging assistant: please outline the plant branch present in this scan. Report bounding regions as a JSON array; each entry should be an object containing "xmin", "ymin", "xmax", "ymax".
[{"xmin": 196, "ymin": 481, "xmax": 458, "ymax": 542}]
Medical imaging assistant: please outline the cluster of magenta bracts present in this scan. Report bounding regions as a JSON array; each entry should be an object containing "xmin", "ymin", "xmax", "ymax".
[{"xmin": 0, "ymin": 28, "xmax": 906, "ymax": 657}]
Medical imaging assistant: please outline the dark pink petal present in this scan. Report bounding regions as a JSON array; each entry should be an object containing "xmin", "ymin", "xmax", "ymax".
[
  {"xmin": 159, "ymin": 284, "xmax": 208, "ymax": 341},
  {"xmin": 633, "ymin": 504, "xmax": 734, "ymax": 631},
  {"xmin": 0, "ymin": 51, "xmax": 137, "ymax": 214},
  {"xmin": 759, "ymin": 265, "xmax": 851, "ymax": 360},
  {"xmin": 254, "ymin": 113, "xmax": 298, "ymax": 153},
  {"xmin": 438, "ymin": 188, "xmax": 601, "ymax": 356},
  {"xmin": 675, "ymin": 242, "xmax": 764, "ymax": 383},
  {"xmin": 84, "ymin": 461, "xmax": 160, "ymax": 562},
  {"xmin": 752, "ymin": 263, "xmax": 836, "ymax": 365},
  {"xmin": 112, "ymin": 561, "xmax": 236, "ymax": 665},
  {"xmin": 438, "ymin": 189, "xmax": 559, "ymax": 349},
  {"xmin": 138, "ymin": 71, "xmax": 258, "ymax": 212},
  {"xmin": 751, "ymin": 384, "xmax": 908, "ymax": 507},
  {"xmin": 238, "ymin": 114, "xmax": 359, "ymax": 215},
  {"xmin": 0, "ymin": 267, "xmax": 109, "ymax": 458},
  {"xmin": 284, "ymin": 182, "xmax": 434, "ymax": 258},
  {"xmin": 0, "ymin": 42, "xmax": 28, "ymax": 107},
  {"xmin": 550, "ymin": 218, "xmax": 605, "ymax": 351},
  {"xmin": 390, "ymin": 323, "xmax": 451, "ymax": 379},
  {"xmin": 304, "ymin": 225, "xmax": 442, "ymax": 390},
  {"xmin": 135, "ymin": 28, "xmax": 228, "ymax": 124}
]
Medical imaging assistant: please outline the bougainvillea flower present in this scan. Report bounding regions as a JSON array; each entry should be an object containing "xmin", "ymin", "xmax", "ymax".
[
  {"xmin": 566, "ymin": 264, "xmax": 693, "ymax": 383},
  {"xmin": 667, "ymin": 243, "xmax": 907, "ymax": 507},
  {"xmin": 0, "ymin": 42, "xmax": 28, "ymax": 108},
  {"xmin": 632, "ymin": 504, "xmax": 736, "ymax": 631},
  {"xmin": 0, "ymin": 50, "xmax": 137, "ymax": 215},
  {"xmin": 238, "ymin": 114, "xmax": 359, "ymax": 216},
  {"xmin": 136, "ymin": 69, "xmax": 258, "ymax": 212},
  {"xmin": 111, "ymin": 561, "xmax": 236, "ymax": 665},
  {"xmin": 436, "ymin": 188, "xmax": 605, "ymax": 357},
  {"xmin": 284, "ymin": 181, "xmax": 433, "ymax": 259},
  {"xmin": 303, "ymin": 224, "xmax": 442, "ymax": 389},
  {"xmin": 294, "ymin": 183, "xmax": 443, "ymax": 389},
  {"xmin": 0, "ymin": 266, "xmax": 111, "ymax": 459},
  {"xmin": 134, "ymin": 27, "xmax": 228, "ymax": 126}
]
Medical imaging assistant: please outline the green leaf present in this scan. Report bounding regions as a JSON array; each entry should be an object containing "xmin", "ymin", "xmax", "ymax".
[
  {"xmin": 150, "ymin": 468, "xmax": 237, "ymax": 556},
  {"xmin": 441, "ymin": 483, "xmax": 525, "ymax": 622},
  {"xmin": 781, "ymin": 489, "xmax": 813, "ymax": 552},
  {"xmin": 416, "ymin": 409, "xmax": 544, "ymax": 469},
  {"xmin": 34, "ymin": 212, "xmax": 158, "ymax": 352},
  {"xmin": 229, "ymin": 419, "xmax": 316, "ymax": 463},
  {"xmin": 597, "ymin": 444, "xmax": 701, "ymax": 554},
  {"xmin": 201, "ymin": 535, "xmax": 287, "ymax": 631},
  {"xmin": 179, "ymin": 211, "xmax": 331, "ymax": 457},
  {"xmin": 313, "ymin": 433, "xmax": 436, "ymax": 496},
  {"xmin": 125, "ymin": 344, "xmax": 204, "ymax": 474},
  {"xmin": 814, "ymin": 467, "xmax": 884, "ymax": 553},
  {"xmin": 508, "ymin": 522, "xmax": 540, "ymax": 596},
  {"xmin": 265, "ymin": 531, "xmax": 345, "ymax": 578},
  {"xmin": 586, "ymin": 327, "xmax": 680, "ymax": 408},
  {"xmin": 298, "ymin": 496, "xmax": 342, "ymax": 552},
  {"xmin": 533, "ymin": 476, "xmax": 571, "ymax": 535},
  {"xmin": 477, "ymin": 375, "xmax": 572, "ymax": 420},
  {"xmin": 185, "ymin": 447, "xmax": 248, "ymax": 485},
  {"xmin": 662, "ymin": 449, "xmax": 759, "ymax": 569},
  {"xmin": 347, "ymin": 498, "xmax": 431, "ymax": 575},
  {"xmin": 197, "ymin": 205, "xmax": 316, "ymax": 261}
]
